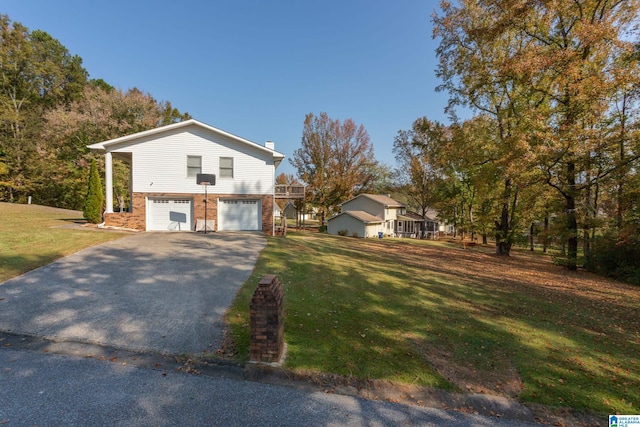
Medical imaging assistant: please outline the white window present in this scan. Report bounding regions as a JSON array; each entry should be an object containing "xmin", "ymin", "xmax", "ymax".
[
  {"xmin": 220, "ymin": 157, "xmax": 233, "ymax": 178},
  {"xmin": 187, "ymin": 156, "xmax": 201, "ymax": 177}
]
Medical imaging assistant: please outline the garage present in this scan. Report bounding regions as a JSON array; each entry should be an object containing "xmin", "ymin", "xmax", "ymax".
[
  {"xmin": 147, "ymin": 198, "xmax": 193, "ymax": 231},
  {"xmin": 218, "ymin": 199, "xmax": 261, "ymax": 231}
]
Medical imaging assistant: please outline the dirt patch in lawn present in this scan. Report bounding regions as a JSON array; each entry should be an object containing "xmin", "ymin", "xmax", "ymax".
[{"xmin": 406, "ymin": 335, "xmax": 525, "ymax": 398}]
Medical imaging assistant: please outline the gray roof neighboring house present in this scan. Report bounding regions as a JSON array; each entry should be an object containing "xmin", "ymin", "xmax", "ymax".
[
  {"xmin": 331, "ymin": 211, "xmax": 384, "ymax": 223},
  {"xmin": 340, "ymin": 193, "xmax": 405, "ymax": 208}
]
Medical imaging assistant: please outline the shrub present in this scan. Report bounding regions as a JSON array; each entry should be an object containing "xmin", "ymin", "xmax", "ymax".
[
  {"xmin": 352, "ymin": 232, "xmax": 359, "ymax": 238},
  {"xmin": 319, "ymin": 225, "xmax": 327, "ymax": 233},
  {"xmin": 83, "ymin": 159, "xmax": 104, "ymax": 224},
  {"xmin": 337, "ymin": 229, "xmax": 348, "ymax": 236}
]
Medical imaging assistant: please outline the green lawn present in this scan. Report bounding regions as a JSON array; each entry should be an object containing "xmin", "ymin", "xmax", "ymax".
[
  {"xmin": 228, "ymin": 231, "xmax": 640, "ymax": 416},
  {"xmin": 0, "ymin": 203, "xmax": 126, "ymax": 282},
  {"xmin": 2, "ymin": 205, "xmax": 637, "ymax": 417}
]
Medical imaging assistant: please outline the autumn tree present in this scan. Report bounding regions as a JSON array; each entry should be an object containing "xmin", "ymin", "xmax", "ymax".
[
  {"xmin": 276, "ymin": 173, "xmax": 299, "ymax": 185},
  {"xmin": 393, "ymin": 117, "xmax": 446, "ymax": 233},
  {"xmin": 0, "ymin": 14, "xmax": 190, "ymax": 210},
  {"xmin": 0, "ymin": 15, "xmax": 87, "ymax": 203},
  {"xmin": 290, "ymin": 112, "xmax": 377, "ymax": 222},
  {"xmin": 433, "ymin": 1, "xmax": 639, "ymax": 268},
  {"xmin": 511, "ymin": 0, "xmax": 640, "ymax": 269},
  {"xmin": 42, "ymin": 83, "xmax": 190, "ymax": 209},
  {"xmin": 434, "ymin": 1, "xmax": 545, "ymax": 256}
]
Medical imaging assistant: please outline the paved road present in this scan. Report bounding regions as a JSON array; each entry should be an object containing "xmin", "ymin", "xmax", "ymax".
[
  {"xmin": 0, "ymin": 347, "xmax": 543, "ymax": 427},
  {"xmin": 0, "ymin": 232, "xmax": 265, "ymax": 355}
]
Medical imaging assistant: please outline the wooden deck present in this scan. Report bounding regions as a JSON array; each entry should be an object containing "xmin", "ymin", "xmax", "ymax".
[{"xmin": 275, "ymin": 184, "xmax": 305, "ymax": 199}]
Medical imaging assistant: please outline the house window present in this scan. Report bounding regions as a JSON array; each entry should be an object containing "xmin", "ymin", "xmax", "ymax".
[
  {"xmin": 187, "ymin": 156, "xmax": 201, "ymax": 177},
  {"xmin": 220, "ymin": 157, "xmax": 233, "ymax": 178}
]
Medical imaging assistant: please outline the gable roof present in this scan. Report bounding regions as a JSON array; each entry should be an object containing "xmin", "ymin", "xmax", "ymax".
[
  {"xmin": 398, "ymin": 211, "xmax": 425, "ymax": 221},
  {"xmin": 341, "ymin": 193, "xmax": 405, "ymax": 208},
  {"xmin": 87, "ymin": 119, "xmax": 285, "ymax": 162},
  {"xmin": 328, "ymin": 210, "xmax": 383, "ymax": 224},
  {"xmin": 399, "ymin": 211, "xmax": 440, "ymax": 222}
]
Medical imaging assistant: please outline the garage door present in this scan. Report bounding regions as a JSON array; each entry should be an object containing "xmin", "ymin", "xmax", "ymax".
[
  {"xmin": 148, "ymin": 198, "xmax": 193, "ymax": 231},
  {"xmin": 218, "ymin": 199, "xmax": 261, "ymax": 231}
]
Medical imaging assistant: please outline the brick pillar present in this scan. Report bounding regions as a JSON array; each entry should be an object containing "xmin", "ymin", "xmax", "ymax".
[{"xmin": 249, "ymin": 275, "xmax": 284, "ymax": 363}]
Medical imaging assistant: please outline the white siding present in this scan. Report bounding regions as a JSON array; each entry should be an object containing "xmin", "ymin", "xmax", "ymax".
[
  {"xmin": 328, "ymin": 214, "xmax": 385, "ymax": 238},
  {"xmin": 341, "ymin": 196, "xmax": 403, "ymax": 221},
  {"xmin": 111, "ymin": 125, "xmax": 275, "ymax": 195},
  {"xmin": 364, "ymin": 223, "xmax": 385, "ymax": 238},
  {"xmin": 328, "ymin": 214, "xmax": 366, "ymax": 237},
  {"xmin": 342, "ymin": 197, "xmax": 384, "ymax": 219}
]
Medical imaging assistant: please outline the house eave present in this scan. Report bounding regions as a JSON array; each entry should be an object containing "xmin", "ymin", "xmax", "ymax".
[{"xmin": 87, "ymin": 119, "xmax": 285, "ymax": 161}]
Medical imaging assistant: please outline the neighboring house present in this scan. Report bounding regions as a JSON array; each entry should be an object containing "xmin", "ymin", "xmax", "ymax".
[
  {"xmin": 274, "ymin": 201, "xmax": 283, "ymax": 218},
  {"xmin": 327, "ymin": 194, "xmax": 406, "ymax": 238},
  {"xmin": 283, "ymin": 201, "xmax": 317, "ymax": 221},
  {"xmin": 282, "ymin": 201, "xmax": 298, "ymax": 220},
  {"xmin": 87, "ymin": 119, "xmax": 284, "ymax": 234},
  {"xmin": 328, "ymin": 194, "xmax": 443, "ymax": 239}
]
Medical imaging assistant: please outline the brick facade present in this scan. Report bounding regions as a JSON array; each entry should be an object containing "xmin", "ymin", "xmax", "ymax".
[
  {"xmin": 104, "ymin": 192, "xmax": 274, "ymax": 235},
  {"xmin": 249, "ymin": 275, "xmax": 285, "ymax": 363}
]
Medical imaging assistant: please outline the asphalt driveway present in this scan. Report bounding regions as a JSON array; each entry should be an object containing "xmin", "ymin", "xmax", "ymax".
[{"xmin": 0, "ymin": 232, "xmax": 266, "ymax": 355}]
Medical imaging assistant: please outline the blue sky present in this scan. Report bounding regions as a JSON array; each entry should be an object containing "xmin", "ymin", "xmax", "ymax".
[{"xmin": 4, "ymin": 0, "xmax": 451, "ymax": 176}]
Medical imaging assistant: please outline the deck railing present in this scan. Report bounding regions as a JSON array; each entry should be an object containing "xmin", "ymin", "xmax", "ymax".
[{"xmin": 275, "ymin": 184, "xmax": 305, "ymax": 198}]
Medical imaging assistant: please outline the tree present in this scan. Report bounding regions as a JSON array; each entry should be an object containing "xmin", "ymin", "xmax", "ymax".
[
  {"xmin": 276, "ymin": 172, "xmax": 299, "ymax": 185},
  {"xmin": 42, "ymin": 84, "xmax": 189, "ymax": 209},
  {"xmin": 393, "ymin": 118, "xmax": 446, "ymax": 232},
  {"xmin": 434, "ymin": 1, "xmax": 544, "ymax": 255},
  {"xmin": 83, "ymin": 159, "xmax": 103, "ymax": 223},
  {"xmin": 0, "ymin": 14, "xmax": 190, "ymax": 211},
  {"xmin": 0, "ymin": 16, "xmax": 88, "ymax": 203},
  {"xmin": 368, "ymin": 162, "xmax": 395, "ymax": 195},
  {"xmin": 290, "ymin": 112, "xmax": 377, "ymax": 222},
  {"xmin": 433, "ymin": 0, "xmax": 640, "ymax": 268},
  {"xmin": 514, "ymin": 0, "xmax": 640, "ymax": 269}
]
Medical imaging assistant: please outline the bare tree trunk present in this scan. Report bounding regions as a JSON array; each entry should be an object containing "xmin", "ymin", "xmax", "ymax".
[
  {"xmin": 530, "ymin": 222, "xmax": 535, "ymax": 251},
  {"xmin": 495, "ymin": 178, "xmax": 512, "ymax": 256},
  {"xmin": 566, "ymin": 161, "xmax": 578, "ymax": 271},
  {"xmin": 543, "ymin": 213, "xmax": 549, "ymax": 253}
]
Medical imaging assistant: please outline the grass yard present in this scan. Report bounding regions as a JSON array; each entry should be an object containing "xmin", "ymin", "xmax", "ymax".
[
  {"xmin": 0, "ymin": 203, "xmax": 126, "ymax": 282},
  {"xmin": 227, "ymin": 231, "xmax": 640, "ymax": 416}
]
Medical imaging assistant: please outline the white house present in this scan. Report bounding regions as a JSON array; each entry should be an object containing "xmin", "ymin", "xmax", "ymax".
[
  {"xmin": 327, "ymin": 194, "xmax": 406, "ymax": 238},
  {"xmin": 87, "ymin": 119, "xmax": 285, "ymax": 234},
  {"xmin": 328, "ymin": 194, "xmax": 442, "ymax": 239}
]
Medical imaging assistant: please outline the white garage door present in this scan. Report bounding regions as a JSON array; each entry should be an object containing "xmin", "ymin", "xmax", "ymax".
[
  {"xmin": 148, "ymin": 198, "xmax": 193, "ymax": 231},
  {"xmin": 218, "ymin": 199, "xmax": 261, "ymax": 231}
]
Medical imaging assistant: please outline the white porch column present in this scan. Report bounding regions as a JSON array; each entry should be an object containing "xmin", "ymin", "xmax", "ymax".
[{"xmin": 105, "ymin": 151, "xmax": 114, "ymax": 213}]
